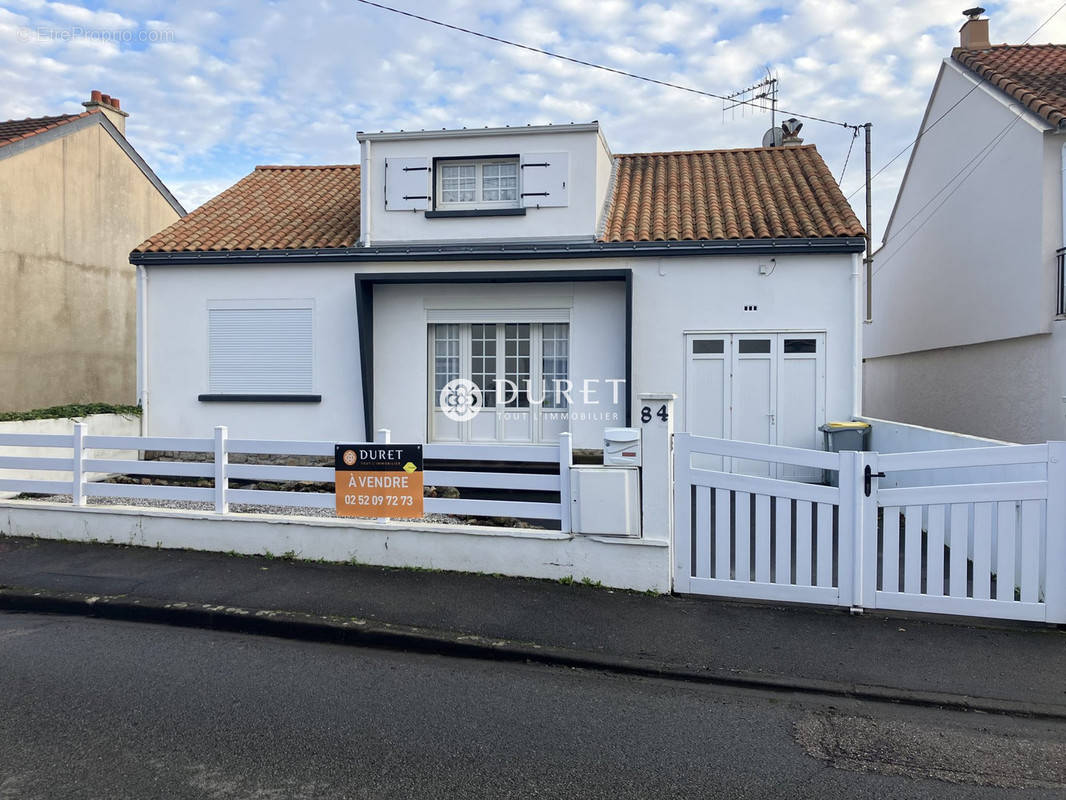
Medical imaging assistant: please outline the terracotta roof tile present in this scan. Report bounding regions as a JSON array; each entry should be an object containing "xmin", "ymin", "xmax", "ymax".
[
  {"xmin": 600, "ymin": 145, "xmax": 864, "ymax": 242},
  {"xmin": 0, "ymin": 109, "xmax": 101, "ymax": 148},
  {"xmin": 133, "ymin": 164, "xmax": 360, "ymax": 252},
  {"xmin": 952, "ymin": 44, "xmax": 1066, "ymax": 129},
  {"xmin": 135, "ymin": 145, "xmax": 862, "ymax": 254}
]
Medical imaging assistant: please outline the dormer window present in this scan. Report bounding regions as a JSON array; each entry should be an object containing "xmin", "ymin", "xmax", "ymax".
[{"xmin": 436, "ymin": 157, "xmax": 519, "ymax": 210}]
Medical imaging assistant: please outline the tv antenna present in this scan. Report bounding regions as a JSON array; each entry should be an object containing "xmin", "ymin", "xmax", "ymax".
[{"xmin": 722, "ymin": 66, "xmax": 778, "ymax": 130}]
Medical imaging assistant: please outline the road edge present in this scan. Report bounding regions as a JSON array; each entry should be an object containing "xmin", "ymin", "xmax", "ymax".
[{"xmin": 2, "ymin": 585, "xmax": 1062, "ymax": 722}]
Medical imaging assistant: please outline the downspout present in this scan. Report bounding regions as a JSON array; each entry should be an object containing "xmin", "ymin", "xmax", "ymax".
[
  {"xmin": 361, "ymin": 138, "xmax": 372, "ymax": 247},
  {"xmin": 1060, "ymin": 142, "xmax": 1066, "ymax": 251},
  {"xmin": 136, "ymin": 265, "xmax": 149, "ymax": 436},
  {"xmin": 851, "ymin": 251, "xmax": 862, "ymax": 419}
]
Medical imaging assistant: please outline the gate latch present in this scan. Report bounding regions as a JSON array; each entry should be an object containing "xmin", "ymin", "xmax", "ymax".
[{"xmin": 864, "ymin": 465, "xmax": 886, "ymax": 497}]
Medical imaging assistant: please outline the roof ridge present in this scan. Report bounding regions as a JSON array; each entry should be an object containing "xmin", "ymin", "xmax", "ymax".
[
  {"xmin": 0, "ymin": 108, "xmax": 102, "ymax": 148},
  {"xmin": 255, "ymin": 164, "xmax": 359, "ymax": 171},
  {"xmin": 614, "ymin": 144, "xmax": 816, "ymax": 159}
]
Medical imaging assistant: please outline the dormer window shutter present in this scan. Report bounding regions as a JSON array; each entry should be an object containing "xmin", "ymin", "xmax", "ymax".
[
  {"xmin": 384, "ymin": 156, "xmax": 431, "ymax": 211},
  {"xmin": 519, "ymin": 152, "xmax": 568, "ymax": 208}
]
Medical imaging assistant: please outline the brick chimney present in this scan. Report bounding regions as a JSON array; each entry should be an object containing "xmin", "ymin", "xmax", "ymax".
[
  {"xmin": 959, "ymin": 7, "xmax": 990, "ymax": 50},
  {"xmin": 82, "ymin": 89, "xmax": 129, "ymax": 135}
]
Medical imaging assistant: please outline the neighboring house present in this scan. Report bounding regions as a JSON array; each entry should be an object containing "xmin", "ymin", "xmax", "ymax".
[
  {"xmin": 130, "ymin": 122, "xmax": 865, "ymax": 471},
  {"xmin": 864, "ymin": 11, "xmax": 1066, "ymax": 443},
  {"xmin": 0, "ymin": 90, "xmax": 185, "ymax": 413}
]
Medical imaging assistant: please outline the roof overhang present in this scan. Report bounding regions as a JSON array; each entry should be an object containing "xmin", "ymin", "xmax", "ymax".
[
  {"xmin": 357, "ymin": 122, "xmax": 601, "ymax": 143},
  {"xmin": 130, "ymin": 236, "xmax": 867, "ymax": 266}
]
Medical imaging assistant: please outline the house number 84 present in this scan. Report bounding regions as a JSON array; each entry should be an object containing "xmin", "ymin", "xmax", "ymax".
[{"xmin": 641, "ymin": 405, "xmax": 668, "ymax": 424}]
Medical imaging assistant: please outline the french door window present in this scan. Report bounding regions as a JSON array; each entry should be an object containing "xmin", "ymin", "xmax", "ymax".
[{"xmin": 429, "ymin": 322, "xmax": 569, "ymax": 443}]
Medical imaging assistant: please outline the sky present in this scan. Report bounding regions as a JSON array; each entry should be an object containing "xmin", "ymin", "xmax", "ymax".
[{"xmin": 1, "ymin": 0, "xmax": 1064, "ymax": 245}]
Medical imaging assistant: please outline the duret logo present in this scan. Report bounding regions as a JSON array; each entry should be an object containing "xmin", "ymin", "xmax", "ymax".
[
  {"xmin": 439, "ymin": 378, "xmax": 483, "ymax": 422},
  {"xmin": 342, "ymin": 449, "xmax": 358, "ymax": 466}
]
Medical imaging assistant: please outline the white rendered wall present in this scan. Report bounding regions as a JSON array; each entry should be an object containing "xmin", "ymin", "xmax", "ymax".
[
  {"xmin": 865, "ymin": 61, "xmax": 1059, "ymax": 360},
  {"xmin": 863, "ymin": 333, "xmax": 1061, "ymax": 444},
  {"xmin": 144, "ymin": 264, "xmax": 365, "ymax": 441},
  {"xmin": 360, "ymin": 128, "xmax": 611, "ymax": 244},
  {"xmin": 145, "ymin": 253, "xmax": 856, "ymax": 443},
  {"xmin": 0, "ymin": 503, "xmax": 671, "ymax": 592},
  {"xmin": 629, "ymin": 254, "xmax": 858, "ymax": 430}
]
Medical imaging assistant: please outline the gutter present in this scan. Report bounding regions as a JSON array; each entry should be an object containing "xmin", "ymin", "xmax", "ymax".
[{"xmin": 130, "ymin": 237, "xmax": 867, "ymax": 266}]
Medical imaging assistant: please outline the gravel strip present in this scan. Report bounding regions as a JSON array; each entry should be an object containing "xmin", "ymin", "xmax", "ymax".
[{"xmin": 10, "ymin": 494, "xmax": 467, "ymax": 525}]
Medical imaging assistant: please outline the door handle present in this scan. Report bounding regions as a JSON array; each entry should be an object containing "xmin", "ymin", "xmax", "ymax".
[{"xmin": 864, "ymin": 465, "xmax": 886, "ymax": 497}]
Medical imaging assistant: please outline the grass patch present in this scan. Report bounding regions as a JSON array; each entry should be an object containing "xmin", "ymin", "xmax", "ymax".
[{"xmin": 0, "ymin": 403, "xmax": 141, "ymax": 422}]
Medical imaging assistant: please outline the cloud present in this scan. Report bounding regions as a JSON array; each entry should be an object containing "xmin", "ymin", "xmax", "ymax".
[{"xmin": 2, "ymin": 0, "xmax": 1064, "ymax": 240}]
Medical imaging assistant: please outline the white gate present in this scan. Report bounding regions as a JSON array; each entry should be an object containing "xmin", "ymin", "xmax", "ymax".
[
  {"xmin": 674, "ymin": 433, "xmax": 1066, "ymax": 623},
  {"xmin": 673, "ymin": 433, "xmax": 857, "ymax": 607}
]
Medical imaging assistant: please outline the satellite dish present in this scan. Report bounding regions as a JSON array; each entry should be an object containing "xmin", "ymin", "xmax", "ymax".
[{"xmin": 762, "ymin": 127, "xmax": 783, "ymax": 148}]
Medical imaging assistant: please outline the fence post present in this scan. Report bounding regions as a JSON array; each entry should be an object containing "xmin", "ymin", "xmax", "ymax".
[
  {"xmin": 558, "ymin": 432, "xmax": 573, "ymax": 533},
  {"xmin": 858, "ymin": 450, "xmax": 880, "ymax": 611},
  {"xmin": 375, "ymin": 428, "xmax": 391, "ymax": 444},
  {"xmin": 837, "ymin": 449, "xmax": 873, "ymax": 612},
  {"xmin": 72, "ymin": 422, "xmax": 85, "ymax": 507},
  {"xmin": 214, "ymin": 426, "xmax": 228, "ymax": 514},
  {"xmin": 1044, "ymin": 441, "xmax": 1066, "ymax": 623},
  {"xmin": 639, "ymin": 393, "xmax": 676, "ymax": 544}
]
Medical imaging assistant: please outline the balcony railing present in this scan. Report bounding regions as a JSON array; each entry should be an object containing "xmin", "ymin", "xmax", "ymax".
[{"xmin": 1059, "ymin": 248, "xmax": 1065, "ymax": 316}]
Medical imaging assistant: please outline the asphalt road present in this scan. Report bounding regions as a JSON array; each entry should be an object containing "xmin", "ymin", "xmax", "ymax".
[{"xmin": 1, "ymin": 612, "xmax": 1064, "ymax": 800}]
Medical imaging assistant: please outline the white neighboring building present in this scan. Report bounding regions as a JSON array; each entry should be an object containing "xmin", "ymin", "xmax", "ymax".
[
  {"xmin": 864, "ymin": 12, "xmax": 1066, "ymax": 443},
  {"xmin": 132, "ymin": 122, "xmax": 865, "ymax": 461}
]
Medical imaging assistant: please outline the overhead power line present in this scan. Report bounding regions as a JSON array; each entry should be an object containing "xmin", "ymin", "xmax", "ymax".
[
  {"xmin": 872, "ymin": 111, "xmax": 1023, "ymax": 277},
  {"xmin": 352, "ymin": 0, "xmax": 859, "ymax": 130},
  {"xmin": 846, "ymin": 0, "xmax": 1066, "ymax": 200}
]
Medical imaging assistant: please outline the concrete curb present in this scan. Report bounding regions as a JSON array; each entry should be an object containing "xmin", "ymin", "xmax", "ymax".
[{"xmin": 3, "ymin": 585, "xmax": 1063, "ymax": 722}]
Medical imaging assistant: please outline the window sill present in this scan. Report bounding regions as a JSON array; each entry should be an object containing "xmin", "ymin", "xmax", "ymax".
[
  {"xmin": 198, "ymin": 394, "xmax": 322, "ymax": 403},
  {"xmin": 425, "ymin": 208, "xmax": 526, "ymax": 219}
]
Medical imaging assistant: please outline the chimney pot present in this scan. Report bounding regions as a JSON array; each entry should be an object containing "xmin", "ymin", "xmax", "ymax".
[
  {"xmin": 110, "ymin": 97, "xmax": 120, "ymax": 110},
  {"xmin": 100, "ymin": 94, "xmax": 111, "ymax": 105},
  {"xmin": 90, "ymin": 89, "xmax": 102, "ymax": 103},
  {"xmin": 960, "ymin": 8, "xmax": 991, "ymax": 50}
]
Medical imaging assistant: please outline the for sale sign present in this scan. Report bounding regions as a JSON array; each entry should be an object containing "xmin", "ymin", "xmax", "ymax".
[{"xmin": 335, "ymin": 444, "xmax": 423, "ymax": 518}]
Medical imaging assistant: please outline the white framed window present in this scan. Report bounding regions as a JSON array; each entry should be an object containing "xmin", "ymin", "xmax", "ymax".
[
  {"xmin": 428, "ymin": 321, "xmax": 569, "ymax": 442},
  {"xmin": 207, "ymin": 301, "xmax": 314, "ymax": 395},
  {"xmin": 435, "ymin": 158, "xmax": 519, "ymax": 209}
]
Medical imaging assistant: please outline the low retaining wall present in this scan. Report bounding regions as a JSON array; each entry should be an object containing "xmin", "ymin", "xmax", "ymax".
[
  {"xmin": 0, "ymin": 413, "xmax": 141, "ymax": 499},
  {"xmin": 859, "ymin": 416, "xmax": 1044, "ymax": 488},
  {"xmin": 0, "ymin": 502, "xmax": 671, "ymax": 592}
]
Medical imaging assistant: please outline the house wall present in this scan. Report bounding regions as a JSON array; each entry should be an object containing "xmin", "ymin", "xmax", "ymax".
[
  {"xmin": 360, "ymin": 127, "xmax": 611, "ymax": 244},
  {"xmin": 0, "ymin": 123, "xmax": 181, "ymax": 412},
  {"xmin": 143, "ymin": 252, "xmax": 857, "ymax": 447},
  {"xmin": 864, "ymin": 60, "xmax": 1058, "ymax": 362},
  {"xmin": 373, "ymin": 280, "xmax": 626, "ymax": 447},
  {"xmin": 863, "ymin": 332, "xmax": 1064, "ymax": 444}
]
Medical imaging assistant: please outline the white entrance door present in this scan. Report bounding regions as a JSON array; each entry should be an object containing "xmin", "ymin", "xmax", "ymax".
[{"xmin": 684, "ymin": 333, "xmax": 826, "ymax": 479}]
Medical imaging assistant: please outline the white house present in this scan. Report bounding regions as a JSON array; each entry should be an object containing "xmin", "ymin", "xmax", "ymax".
[
  {"xmin": 864, "ymin": 11, "xmax": 1066, "ymax": 444},
  {"xmin": 131, "ymin": 121, "xmax": 865, "ymax": 463}
]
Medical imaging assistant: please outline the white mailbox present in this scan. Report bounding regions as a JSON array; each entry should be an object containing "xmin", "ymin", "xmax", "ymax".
[{"xmin": 603, "ymin": 427, "xmax": 641, "ymax": 467}]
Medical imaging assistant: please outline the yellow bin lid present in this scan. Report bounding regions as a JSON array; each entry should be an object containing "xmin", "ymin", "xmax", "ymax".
[{"xmin": 823, "ymin": 421, "xmax": 870, "ymax": 430}]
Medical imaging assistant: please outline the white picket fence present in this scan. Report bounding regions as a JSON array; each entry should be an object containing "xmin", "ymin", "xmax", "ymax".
[
  {"xmin": 674, "ymin": 433, "xmax": 1066, "ymax": 624},
  {"xmin": 0, "ymin": 425, "xmax": 573, "ymax": 530}
]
